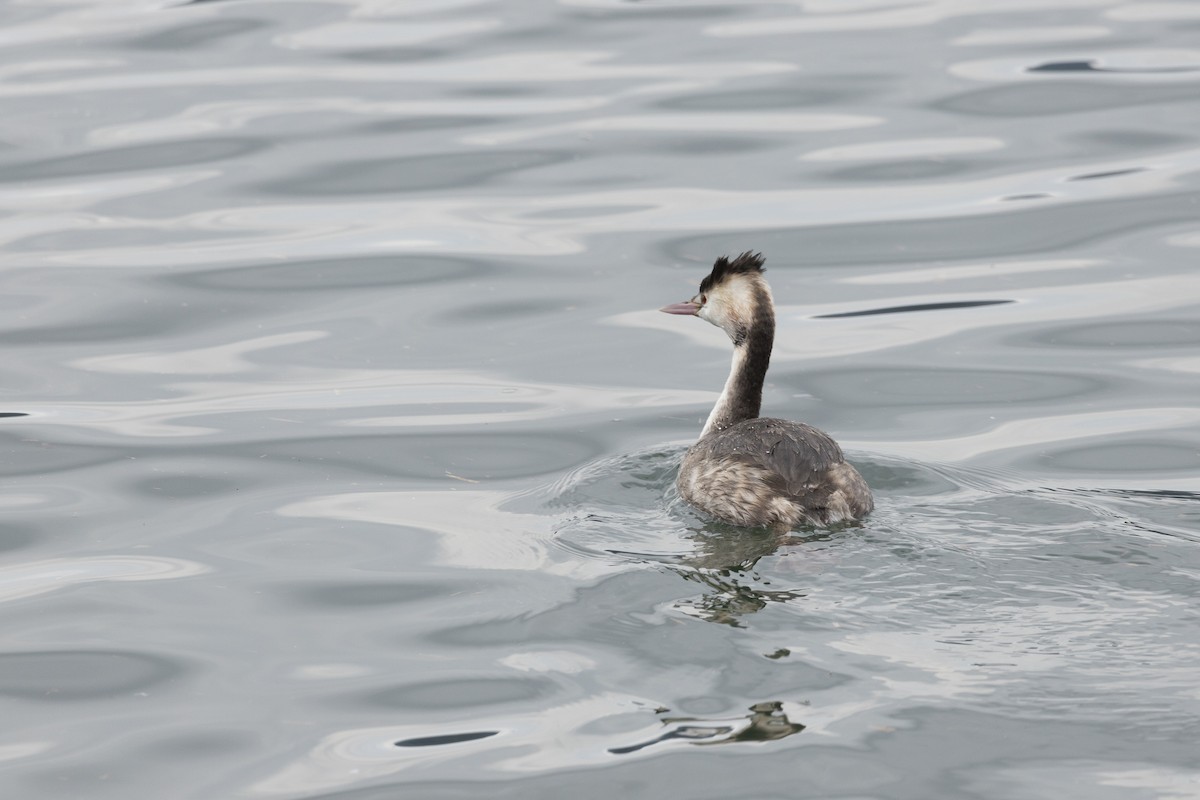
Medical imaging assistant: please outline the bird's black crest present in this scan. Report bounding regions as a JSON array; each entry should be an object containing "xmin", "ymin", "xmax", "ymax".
[{"xmin": 699, "ymin": 251, "xmax": 766, "ymax": 294}]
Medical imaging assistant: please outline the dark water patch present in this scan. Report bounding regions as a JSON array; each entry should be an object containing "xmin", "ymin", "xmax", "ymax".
[
  {"xmin": 166, "ymin": 254, "xmax": 496, "ymax": 293},
  {"xmin": 1068, "ymin": 167, "xmax": 1147, "ymax": 181},
  {"xmin": 439, "ymin": 297, "xmax": 575, "ymax": 324},
  {"xmin": 1002, "ymin": 193, "xmax": 1051, "ymax": 201},
  {"xmin": 870, "ymin": 708, "xmax": 1200, "ymax": 792},
  {"xmin": 0, "ymin": 429, "xmax": 597, "ymax": 484},
  {"xmin": 1029, "ymin": 59, "xmax": 1200, "ymax": 74},
  {"xmin": 262, "ymin": 150, "xmax": 570, "ymax": 195},
  {"xmin": 279, "ymin": 580, "xmax": 454, "ymax": 608},
  {"xmin": 784, "ymin": 366, "xmax": 1105, "ymax": 407},
  {"xmin": 649, "ymin": 135, "xmax": 781, "ymax": 155},
  {"xmin": 524, "ymin": 203, "xmax": 652, "ymax": 220},
  {"xmin": 453, "ymin": 84, "xmax": 544, "ymax": 100},
  {"xmin": 11, "ymin": 226, "xmax": 235, "ymax": 253},
  {"xmin": 1038, "ymin": 441, "xmax": 1200, "ymax": 473},
  {"xmin": 0, "ymin": 650, "xmax": 186, "ymax": 701},
  {"xmin": 1110, "ymin": 488, "xmax": 1200, "ymax": 502},
  {"xmin": 130, "ymin": 474, "xmax": 244, "ymax": 500},
  {"xmin": 567, "ymin": 2, "xmax": 735, "ymax": 20},
  {"xmin": 123, "ymin": 18, "xmax": 267, "ymax": 50},
  {"xmin": 1029, "ymin": 60, "xmax": 1101, "ymax": 73},
  {"xmin": 0, "ymin": 433, "xmax": 129, "ymax": 477},
  {"xmin": 0, "ymin": 412, "xmax": 28, "ymax": 418},
  {"xmin": 1024, "ymin": 318, "xmax": 1200, "ymax": 349},
  {"xmin": 260, "ymin": 430, "xmax": 605, "ymax": 481},
  {"xmin": 824, "ymin": 160, "xmax": 974, "ymax": 182},
  {"xmin": 396, "ymin": 731, "xmax": 498, "ymax": 747},
  {"xmin": 142, "ymin": 730, "xmax": 257, "ymax": 758},
  {"xmin": 0, "ymin": 138, "xmax": 267, "ymax": 183},
  {"xmin": 0, "ymin": 523, "xmax": 38, "ymax": 554},
  {"xmin": 336, "ymin": 47, "xmax": 447, "ymax": 63},
  {"xmin": 658, "ymin": 84, "xmax": 876, "ymax": 111},
  {"xmin": 364, "ymin": 677, "xmax": 555, "ymax": 710},
  {"xmin": 1078, "ymin": 128, "xmax": 1193, "ymax": 152},
  {"xmin": 662, "ymin": 189, "xmax": 1200, "ymax": 266},
  {"xmin": 936, "ymin": 81, "xmax": 1200, "ymax": 117},
  {"xmin": 815, "ymin": 299, "xmax": 1013, "ymax": 317},
  {"xmin": 362, "ymin": 115, "xmax": 498, "ymax": 134},
  {"xmin": 0, "ymin": 296, "xmax": 249, "ymax": 345},
  {"xmin": 354, "ymin": 401, "xmax": 542, "ymax": 418}
]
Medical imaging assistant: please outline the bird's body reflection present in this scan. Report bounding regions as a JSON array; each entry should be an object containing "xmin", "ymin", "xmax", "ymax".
[
  {"xmin": 670, "ymin": 523, "xmax": 841, "ymax": 626},
  {"xmin": 609, "ymin": 701, "xmax": 804, "ymax": 755}
]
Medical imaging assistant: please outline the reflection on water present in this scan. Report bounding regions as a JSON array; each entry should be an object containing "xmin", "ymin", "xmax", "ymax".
[
  {"xmin": 814, "ymin": 299, "xmax": 1014, "ymax": 318},
  {"xmin": 674, "ymin": 565, "xmax": 807, "ymax": 628},
  {"xmin": 2, "ymin": 0, "xmax": 1199, "ymax": 798},
  {"xmin": 396, "ymin": 730, "xmax": 498, "ymax": 748},
  {"xmin": 608, "ymin": 701, "xmax": 805, "ymax": 754}
]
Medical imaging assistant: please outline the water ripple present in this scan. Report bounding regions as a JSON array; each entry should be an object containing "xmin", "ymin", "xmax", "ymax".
[
  {"xmin": 0, "ymin": 556, "xmax": 210, "ymax": 603},
  {"xmin": 3, "ymin": 0, "xmax": 1199, "ymax": 797}
]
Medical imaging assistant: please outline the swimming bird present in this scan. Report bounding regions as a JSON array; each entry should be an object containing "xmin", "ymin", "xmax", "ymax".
[{"xmin": 661, "ymin": 252, "xmax": 872, "ymax": 529}]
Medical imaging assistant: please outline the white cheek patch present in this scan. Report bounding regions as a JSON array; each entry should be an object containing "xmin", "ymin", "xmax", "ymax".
[
  {"xmin": 703, "ymin": 277, "xmax": 757, "ymax": 332},
  {"xmin": 724, "ymin": 278, "xmax": 756, "ymax": 321}
]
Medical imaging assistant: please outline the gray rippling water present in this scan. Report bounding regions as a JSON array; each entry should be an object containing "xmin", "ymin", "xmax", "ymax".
[{"xmin": 2, "ymin": 1, "xmax": 1199, "ymax": 798}]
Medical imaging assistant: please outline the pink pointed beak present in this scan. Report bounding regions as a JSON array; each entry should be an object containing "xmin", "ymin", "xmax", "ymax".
[{"xmin": 660, "ymin": 301, "xmax": 700, "ymax": 315}]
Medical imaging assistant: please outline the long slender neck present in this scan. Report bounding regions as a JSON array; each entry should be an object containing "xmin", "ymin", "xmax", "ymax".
[{"xmin": 700, "ymin": 292, "xmax": 774, "ymax": 437}]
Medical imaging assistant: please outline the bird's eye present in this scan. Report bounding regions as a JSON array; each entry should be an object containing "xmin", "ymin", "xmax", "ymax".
[{"xmin": 699, "ymin": 293, "xmax": 707, "ymax": 305}]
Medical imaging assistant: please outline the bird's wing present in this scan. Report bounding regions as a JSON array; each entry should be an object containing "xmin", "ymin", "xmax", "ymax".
[{"xmin": 691, "ymin": 417, "xmax": 845, "ymax": 498}]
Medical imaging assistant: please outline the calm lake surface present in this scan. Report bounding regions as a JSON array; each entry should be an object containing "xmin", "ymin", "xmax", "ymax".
[{"xmin": 2, "ymin": 1, "xmax": 1199, "ymax": 798}]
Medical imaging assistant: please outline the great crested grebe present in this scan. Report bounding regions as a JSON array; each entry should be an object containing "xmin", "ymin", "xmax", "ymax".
[{"xmin": 661, "ymin": 252, "xmax": 873, "ymax": 529}]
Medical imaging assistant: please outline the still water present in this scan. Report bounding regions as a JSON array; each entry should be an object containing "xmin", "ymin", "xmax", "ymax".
[{"xmin": 2, "ymin": 0, "xmax": 1199, "ymax": 797}]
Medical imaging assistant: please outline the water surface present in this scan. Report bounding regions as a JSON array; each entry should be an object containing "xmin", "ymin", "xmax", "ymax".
[{"xmin": 2, "ymin": 1, "xmax": 1199, "ymax": 798}]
